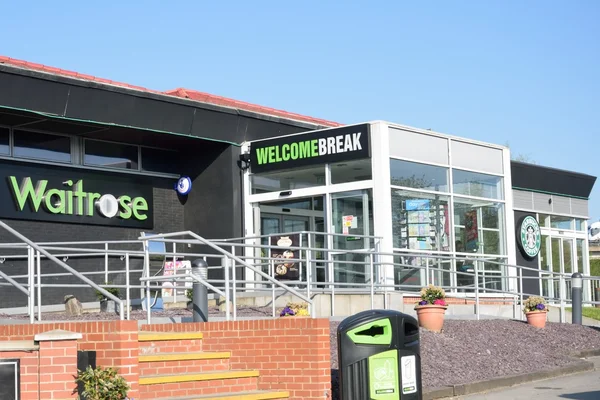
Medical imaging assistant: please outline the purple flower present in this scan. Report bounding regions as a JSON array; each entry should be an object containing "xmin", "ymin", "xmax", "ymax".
[
  {"xmin": 535, "ymin": 303, "xmax": 545, "ymax": 310},
  {"xmin": 280, "ymin": 306, "xmax": 295, "ymax": 317},
  {"xmin": 419, "ymin": 300, "xmax": 428, "ymax": 306}
]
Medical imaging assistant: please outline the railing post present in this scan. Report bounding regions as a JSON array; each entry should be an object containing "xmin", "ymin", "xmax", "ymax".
[
  {"xmin": 231, "ymin": 255, "xmax": 237, "ymax": 321},
  {"xmin": 519, "ymin": 269, "xmax": 524, "ymax": 321},
  {"xmin": 125, "ymin": 253, "xmax": 131, "ymax": 321},
  {"xmin": 36, "ymin": 250, "xmax": 42, "ymax": 322},
  {"xmin": 425, "ymin": 257, "xmax": 430, "ymax": 286},
  {"xmin": 306, "ymin": 234, "xmax": 313, "ymax": 317},
  {"xmin": 144, "ymin": 244, "xmax": 151, "ymax": 325},
  {"xmin": 222, "ymin": 256, "xmax": 230, "ymax": 322},
  {"xmin": 28, "ymin": 246, "xmax": 34, "ymax": 324},
  {"xmin": 370, "ymin": 253, "xmax": 375, "ymax": 310},
  {"xmin": 560, "ymin": 274, "xmax": 566, "ymax": 324},
  {"xmin": 474, "ymin": 260, "xmax": 480, "ymax": 320},
  {"xmin": 172, "ymin": 242, "xmax": 177, "ymax": 304},
  {"xmin": 572, "ymin": 272, "xmax": 583, "ymax": 325},
  {"xmin": 104, "ymin": 242, "xmax": 109, "ymax": 283}
]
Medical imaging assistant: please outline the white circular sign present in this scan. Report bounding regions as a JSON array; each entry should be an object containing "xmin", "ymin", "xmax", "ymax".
[
  {"xmin": 95, "ymin": 194, "xmax": 119, "ymax": 218},
  {"xmin": 176, "ymin": 176, "xmax": 192, "ymax": 195}
]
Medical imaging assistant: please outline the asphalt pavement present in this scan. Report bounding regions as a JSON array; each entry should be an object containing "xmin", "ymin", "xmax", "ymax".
[{"xmin": 459, "ymin": 357, "xmax": 600, "ymax": 400}]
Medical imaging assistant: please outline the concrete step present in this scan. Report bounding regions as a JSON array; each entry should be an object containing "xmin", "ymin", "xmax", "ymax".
[
  {"xmin": 139, "ymin": 370, "xmax": 261, "ymax": 399},
  {"xmin": 139, "ymin": 351, "xmax": 231, "ymax": 375},
  {"xmin": 155, "ymin": 391, "xmax": 290, "ymax": 400},
  {"xmin": 138, "ymin": 331, "xmax": 204, "ymax": 354}
]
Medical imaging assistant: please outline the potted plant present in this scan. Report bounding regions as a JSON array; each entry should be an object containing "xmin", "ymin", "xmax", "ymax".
[
  {"xmin": 186, "ymin": 289, "xmax": 193, "ymax": 310},
  {"xmin": 75, "ymin": 365, "xmax": 130, "ymax": 400},
  {"xmin": 279, "ymin": 302, "xmax": 310, "ymax": 317},
  {"xmin": 414, "ymin": 285, "xmax": 448, "ymax": 332},
  {"xmin": 96, "ymin": 285, "xmax": 120, "ymax": 313},
  {"xmin": 523, "ymin": 296, "xmax": 548, "ymax": 328}
]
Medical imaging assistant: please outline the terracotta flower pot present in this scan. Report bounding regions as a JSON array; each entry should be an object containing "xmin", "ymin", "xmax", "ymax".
[
  {"xmin": 525, "ymin": 311, "xmax": 548, "ymax": 328},
  {"xmin": 415, "ymin": 304, "xmax": 448, "ymax": 332}
]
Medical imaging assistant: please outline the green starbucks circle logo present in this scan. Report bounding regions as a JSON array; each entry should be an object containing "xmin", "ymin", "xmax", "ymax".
[{"xmin": 520, "ymin": 216, "xmax": 541, "ymax": 258}]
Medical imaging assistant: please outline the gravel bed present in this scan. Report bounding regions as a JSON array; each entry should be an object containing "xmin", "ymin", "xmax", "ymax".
[{"xmin": 330, "ymin": 319, "xmax": 600, "ymax": 399}]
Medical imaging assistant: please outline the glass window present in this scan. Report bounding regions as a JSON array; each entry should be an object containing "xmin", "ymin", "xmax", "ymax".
[
  {"xmin": 251, "ymin": 166, "xmax": 325, "ymax": 194},
  {"xmin": 452, "ymin": 169, "xmax": 503, "ymax": 199},
  {"xmin": 538, "ymin": 214, "xmax": 551, "ymax": 228},
  {"xmin": 141, "ymin": 147, "xmax": 180, "ymax": 175},
  {"xmin": 454, "ymin": 198, "xmax": 505, "ymax": 255},
  {"xmin": 331, "ymin": 158, "xmax": 371, "ymax": 184},
  {"xmin": 576, "ymin": 239, "xmax": 585, "ymax": 273},
  {"xmin": 392, "ymin": 189, "xmax": 450, "ymax": 251},
  {"xmin": 0, "ymin": 127, "xmax": 8, "ymax": 155},
  {"xmin": 550, "ymin": 215, "xmax": 573, "ymax": 230},
  {"xmin": 85, "ymin": 140, "xmax": 138, "ymax": 170},
  {"xmin": 575, "ymin": 219, "xmax": 585, "ymax": 232},
  {"xmin": 13, "ymin": 130, "xmax": 71, "ymax": 163},
  {"xmin": 390, "ymin": 159, "xmax": 448, "ymax": 192}
]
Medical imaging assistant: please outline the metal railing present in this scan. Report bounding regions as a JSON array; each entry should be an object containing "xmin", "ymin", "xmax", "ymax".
[{"xmin": 0, "ymin": 223, "xmax": 598, "ymax": 324}]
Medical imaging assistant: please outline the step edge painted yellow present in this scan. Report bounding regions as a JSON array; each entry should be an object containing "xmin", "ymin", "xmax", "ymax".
[
  {"xmin": 138, "ymin": 332, "xmax": 204, "ymax": 341},
  {"xmin": 154, "ymin": 392, "xmax": 290, "ymax": 400},
  {"xmin": 176, "ymin": 391, "xmax": 290, "ymax": 400},
  {"xmin": 139, "ymin": 351, "xmax": 231, "ymax": 362},
  {"xmin": 139, "ymin": 370, "xmax": 260, "ymax": 385}
]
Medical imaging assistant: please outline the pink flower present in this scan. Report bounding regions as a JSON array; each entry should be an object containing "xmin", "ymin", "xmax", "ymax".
[{"xmin": 433, "ymin": 299, "xmax": 447, "ymax": 306}]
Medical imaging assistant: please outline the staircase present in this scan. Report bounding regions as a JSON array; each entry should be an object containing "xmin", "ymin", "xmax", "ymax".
[{"xmin": 138, "ymin": 331, "xmax": 289, "ymax": 400}]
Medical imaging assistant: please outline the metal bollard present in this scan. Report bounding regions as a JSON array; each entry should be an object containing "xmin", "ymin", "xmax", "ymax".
[
  {"xmin": 571, "ymin": 272, "xmax": 583, "ymax": 325},
  {"xmin": 192, "ymin": 259, "xmax": 209, "ymax": 322}
]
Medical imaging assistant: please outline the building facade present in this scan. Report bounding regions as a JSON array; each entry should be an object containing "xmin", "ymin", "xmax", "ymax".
[{"xmin": 0, "ymin": 57, "xmax": 596, "ymax": 309}]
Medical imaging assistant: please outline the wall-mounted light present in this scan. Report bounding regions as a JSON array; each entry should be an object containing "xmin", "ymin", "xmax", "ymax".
[{"xmin": 238, "ymin": 153, "xmax": 251, "ymax": 170}]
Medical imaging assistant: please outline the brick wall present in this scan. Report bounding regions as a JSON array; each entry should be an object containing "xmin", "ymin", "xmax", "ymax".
[
  {"xmin": 142, "ymin": 318, "xmax": 332, "ymax": 399},
  {"xmin": 0, "ymin": 321, "xmax": 140, "ymax": 399}
]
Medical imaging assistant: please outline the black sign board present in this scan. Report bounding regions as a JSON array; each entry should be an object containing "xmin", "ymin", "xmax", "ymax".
[
  {"xmin": 251, "ymin": 124, "xmax": 371, "ymax": 174},
  {"xmin": 0, "ymin": 359, "xmax": 19, "ymax": 400},
  {"xmin": 0, "ymin": 159, "xmax": 154, "ymax": 229},
  {"xmin": 270, "ymin": 234, "xmax": 300, "ymax": 281}
]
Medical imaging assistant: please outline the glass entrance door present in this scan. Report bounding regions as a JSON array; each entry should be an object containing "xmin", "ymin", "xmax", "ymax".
[
  {"xmin": 330, "ymin": 190, "xmax": 373, "ymax": 286},
  {"xmin": 545, "ymin": 237, "xmax": 576, "ymax": 301}
]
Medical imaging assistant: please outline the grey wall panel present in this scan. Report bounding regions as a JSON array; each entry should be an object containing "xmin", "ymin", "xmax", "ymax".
[
  {"xmin": 513, "ymin": 189, "xmax": 533, "ymax": 210},
  {"xmin": 551, "ymin": 196, "xmax": 571, "ymax": 215},
  {"xmin": 571, "ymin": 198, "xmax": 589, "ymax": 217},
  {"xmin": 450, "ymin": 140, "xmax": 504, "ymax": 175},
  {"xmin": 389, "ymin": 128, "xmax": 449, "ymax": 165},
  {"xmin": 532, "ymin": 192, "xmax": 553, "ymax": 213}
]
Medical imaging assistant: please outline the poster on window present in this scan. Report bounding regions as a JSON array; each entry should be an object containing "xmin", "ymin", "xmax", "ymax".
[
  {"xmin": 162, "ymin": 260, "xmax": 192, "ymax": 297},
  {"xmin": 465, "ymin": 210, "xmax": 479, "ymax": 252},
  {"xmin": 270, "ymin": 234, "xmax": 300, "ymax": 280}
]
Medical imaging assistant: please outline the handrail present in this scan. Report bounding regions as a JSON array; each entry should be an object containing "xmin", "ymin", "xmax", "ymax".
[
  {"xmin": 138, "ymin": 230, "xmax": 313, "ymax": 305},
  {"xmin": 0, "ymin": 220, "xmax": 124, "ymax": 320}
]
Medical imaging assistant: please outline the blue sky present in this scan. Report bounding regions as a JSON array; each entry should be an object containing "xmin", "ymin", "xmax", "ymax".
[{"xmin": 1, "ymin": 1, "xmax": 598, "ymax": 220}]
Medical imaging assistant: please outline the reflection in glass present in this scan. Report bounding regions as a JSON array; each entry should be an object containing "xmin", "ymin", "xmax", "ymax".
[
  {"xmin": 552, "ymin": 237, "xmax": 561, "ymax": 299},
  {"xmin": 331, "ymin": 158, "xmax": 372, "ymax": 184},
  {"xmin": 453, "ymin": 198, "xmax": 505, "ymax": 256},
  {"xmin": 14, "ymin": 130, "xmax": 71, "ymax": 163},
  {"xmin": 541, "ymin": 235, "xmax": 550, "ymax": 298},
  {"xmin": 391, "ymin": 190, "xmax": 450, "ymax": 252},
  {"xmin": 141, "ymin": 147, "xmax": 180, "ymax": 175},
  {"xmin": 575, "ymin": 219, "xmax": 585, "ymax": 231},
  {"xmin": 390, "ymin": 159, "xmax": 448, "ymax": 192},
  {"xmin": 85, "ymin": 140, "xmax": 138, "ymax": 169},
  {"xmin": 551, "ymin": 216, "xmax": 573, "ymax": 230},
  {"xmin": 453, "ymin": 169, "xmax": 503, "ymax": 199},
  {"xmin": 576, "ymin": 239, "xmax": 584, "ymax": 273},
  {"xmin": 538, "ymin": 214, "xmax": 550, "ymax": 228},
  {"xmin": 251, "ymin": 166, "xmax": 325, "ymax": 194},
  {"xmin": 0, "ymin": 127, "xmax": 8, "ymax": 155}
]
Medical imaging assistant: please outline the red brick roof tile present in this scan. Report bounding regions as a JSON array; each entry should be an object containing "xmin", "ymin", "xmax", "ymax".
[{"xmin": 0, "ymin": 55, "xmax": 340, "ymax": 127}]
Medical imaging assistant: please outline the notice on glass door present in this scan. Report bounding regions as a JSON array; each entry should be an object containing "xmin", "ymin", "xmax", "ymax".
[{"xmin": 342, "ymin": 215, "xmax": 357, "ymax": 235}]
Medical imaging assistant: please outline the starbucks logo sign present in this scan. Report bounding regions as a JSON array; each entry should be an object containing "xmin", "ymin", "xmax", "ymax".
[{"xmin": 519, "ymin": 216, "xmax": 541, "ymax": 258}]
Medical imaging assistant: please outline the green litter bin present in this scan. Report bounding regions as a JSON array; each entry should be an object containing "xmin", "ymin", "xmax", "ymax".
[{"xmin": 337, "ymin": 309, "xmax": 422, "ymax": 400}]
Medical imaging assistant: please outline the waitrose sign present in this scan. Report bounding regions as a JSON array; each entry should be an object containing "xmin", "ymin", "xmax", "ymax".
[
  {"xmin": 0, "ymin": 163, "xmax": 154, "ymax": 228},
  {"xmin": 9, "ymin": 177, "xmax": 149, "ymax": 220},
  {"xmin": 250, "ymin": 124, "xmax": 370, "ymax": 173}
]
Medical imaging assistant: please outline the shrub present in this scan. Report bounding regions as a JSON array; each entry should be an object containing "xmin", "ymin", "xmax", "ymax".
[
  {"xmin": 95, "ymin": 285, "xmax": 120, "ymax": 301},
  {"xmin": 75, "ymin": 366, "xmax": 130, "ymax": 400}
]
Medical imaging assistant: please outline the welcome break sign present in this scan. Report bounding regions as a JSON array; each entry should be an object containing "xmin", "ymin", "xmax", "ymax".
[{"xmin": 250, "ymin": 124, "xmax": 371, "ymax": 173}]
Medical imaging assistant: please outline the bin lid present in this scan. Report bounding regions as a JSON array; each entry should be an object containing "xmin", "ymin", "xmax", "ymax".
[{"xmin": 338, "ymin": 309, "xmax": 416, "ymax": 346}]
